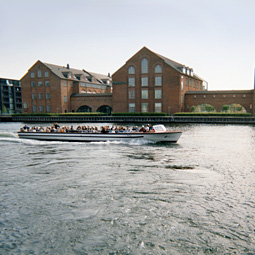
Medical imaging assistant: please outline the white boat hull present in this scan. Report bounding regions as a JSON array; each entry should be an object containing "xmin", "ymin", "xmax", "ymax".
[{"xmin": 18, "ymin": 131, "xmax": 182, "ymax": 143}]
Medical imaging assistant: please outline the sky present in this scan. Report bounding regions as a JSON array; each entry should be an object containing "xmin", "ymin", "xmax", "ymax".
[{"xmin": 0, "ymin": 0, "xmax": 255, "ymax": 90}]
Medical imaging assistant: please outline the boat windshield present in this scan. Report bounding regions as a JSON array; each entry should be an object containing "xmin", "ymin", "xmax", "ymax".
[{"xmin": 153, "ymin": 125, "xmax": 167, "ymax": 132}]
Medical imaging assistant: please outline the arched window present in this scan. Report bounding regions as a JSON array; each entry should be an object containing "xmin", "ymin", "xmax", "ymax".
[
  {"xmin": 155, "ymin": 64, "xmax": 162, "ymax": 73},
  {"xmin": 141, "ymin": 58, "xmax": 148, "ymax": 74},
  {"xmin": 128, "ymin": 66, "xmax": 135, "ymax": 74}
]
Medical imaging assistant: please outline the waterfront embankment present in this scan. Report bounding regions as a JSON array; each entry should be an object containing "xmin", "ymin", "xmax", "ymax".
[{"xmin": 7, "ymin": 115, "xmax": 255, "ymax": 124}]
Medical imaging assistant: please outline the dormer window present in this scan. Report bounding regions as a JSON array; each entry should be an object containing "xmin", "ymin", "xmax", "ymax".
[{"xmin": 68, "ymin": 73, "xmax": 72, "ymax": 78}]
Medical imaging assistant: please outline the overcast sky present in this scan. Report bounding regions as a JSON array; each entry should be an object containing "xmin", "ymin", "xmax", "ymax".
[{"xmin": 0, "ymin": 0, "xmax": 254, "ymax": 90}]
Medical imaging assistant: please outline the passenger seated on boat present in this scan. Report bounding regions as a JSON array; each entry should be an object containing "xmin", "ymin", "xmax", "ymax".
[
  {"xmin": 53, "ymin": 122, "xmax": 60, "ymax": 129},
  {"xmin": 23, "ymin": 125, "xmax": 30, "ymax": 131},
  {"xmin": 139, "ymin": 126, "xmax": 146, "ymax": 132},
  {"xmin": 101, "ymin": 126, "xmax": 109, "ymax": 134}
]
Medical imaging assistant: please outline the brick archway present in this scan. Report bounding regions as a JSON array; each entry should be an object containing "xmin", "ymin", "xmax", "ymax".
[{"xmin": 185, "ymin": 90, "xmax": 254, "ymax": 114}]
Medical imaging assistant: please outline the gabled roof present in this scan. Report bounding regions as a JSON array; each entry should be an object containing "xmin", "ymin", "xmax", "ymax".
[{"xmin": 113, "ymin": 46, "xmax": 204, "ymax": 82}]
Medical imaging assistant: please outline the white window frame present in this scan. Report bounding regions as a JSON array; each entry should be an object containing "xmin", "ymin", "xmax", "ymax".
[
  {"xmin": 128, "ymin": 66, "xmax": 135, "ymax": 74},
  {"xmin": 155, "ymin": 103, "xmax": 162, "ymax": 113},
  {"xmin": 141, "ymin": 89, "xmax": 148, "ymax": 99},
  {"xmin": 155, "ymin": 89, "xmax": 162, "ymax": 99},
  {"xmin": 141, "ymin": 103, "xmax": 149, "ymax": 113},
  {"xmin": 141, "ymin": 58, "xmax": 148, "ymax": 74},
  {"xmin": 129, "ymin": 103, "xmax": 135, "ymax": 113},
  {"xmin": 154, "ymin": 64, "xmax": 162, "ymax": 73},
  {"xmin": 129, "ymin": 90, "xmax": 135, "ymax": 99},
  {"xmin": 155, "ymin": 76, "xmax": 162, "ymax": 86},
  {"xmin": 128, "ymin": 77, "xmax": 135, "ymax": 87},
  {"xmin": 141, "ymin": 77, "xmax": 148, "ymax": 86}
]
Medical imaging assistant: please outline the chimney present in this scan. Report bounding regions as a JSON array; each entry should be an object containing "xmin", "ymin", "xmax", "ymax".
[
  {"xmin": 67, "ymin": 64, "xmax": 70, "ymax": 69},
  {"xmin": 108, "ymin": 72, "xmax": 111, "ymax": 77}
]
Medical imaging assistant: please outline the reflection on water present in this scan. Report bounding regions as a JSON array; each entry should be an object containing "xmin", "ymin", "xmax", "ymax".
[{"xmin": 0, "ymin": 122, "xmax": 255, "ymax": 254}]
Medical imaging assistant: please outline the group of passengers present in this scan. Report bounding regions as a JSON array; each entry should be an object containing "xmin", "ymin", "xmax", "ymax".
[{"xmin": 20, "ymin": 123, "xmax": 154, "ymax": 133}]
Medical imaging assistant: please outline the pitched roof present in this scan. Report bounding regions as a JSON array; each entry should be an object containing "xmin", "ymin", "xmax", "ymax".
[{"xmin": 43, "ymin": 62, "xmax": 112, "ymax": 84}]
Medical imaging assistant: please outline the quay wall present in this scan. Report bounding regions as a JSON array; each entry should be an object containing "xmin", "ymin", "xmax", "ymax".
[{"xmin": 10, "ymin": 115, "xmax": 255, "ymax": 124}]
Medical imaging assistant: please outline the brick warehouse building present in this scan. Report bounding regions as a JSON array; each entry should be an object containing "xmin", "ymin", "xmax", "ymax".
[
  {"xmin": 19, "ymin": 48, "xmax": 255, "ymax": 115},
  {"xmin": 21, "ymin": 60, "xmax": 112, "ymax": 113},
  {"xmin": 112, "ymin": 46, "xmax": 206, "ymax": 114}
]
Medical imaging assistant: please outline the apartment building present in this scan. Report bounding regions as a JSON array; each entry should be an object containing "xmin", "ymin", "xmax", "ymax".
[{"xmin": 0, "ymin": 78, "xmax": 22, "ymax": 114}]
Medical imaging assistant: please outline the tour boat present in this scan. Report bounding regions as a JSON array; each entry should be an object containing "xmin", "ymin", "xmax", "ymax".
[{"xmin": 18, "ymin": 125, "xmax": 182, "ymax": 143}]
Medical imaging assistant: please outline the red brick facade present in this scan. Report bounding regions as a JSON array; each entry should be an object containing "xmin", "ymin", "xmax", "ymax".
[
  {"xmin": 112, "ymin": 47, "xmax": 204, "ymax": 114},
  {"xmin": 21, "ymin": 61, "xmax": 112, "ymax": 113},
  {"xmin": 185, "ymin": 90, "xmax": 254, "ymax": 114},
  {"xmin": 20, "ymin": 50, "xmax": 255, "ymax": 115}
]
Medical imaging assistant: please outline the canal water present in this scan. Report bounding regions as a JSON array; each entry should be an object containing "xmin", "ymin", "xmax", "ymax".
[{"xmin": 0, "ymin": 122, "xmax": 255, "ymax": 254}]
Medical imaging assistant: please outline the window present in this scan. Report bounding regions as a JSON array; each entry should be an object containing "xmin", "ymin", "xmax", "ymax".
[
  {"xmin": 37, "ymin": 70, "xmax": 41, "ymax": 77},
  {"xmin": 155, "ymin": 103, "xmax": 162, "ymax": 113},
  {"xmin": 129, "ymin": 90, "xmax": 135, "ymax": 99},
  {"xmin": 189, "ymin": 79, "xmax": 191, "ymax": 87},
  {"xmin": 46, "ymin": 93, "xmax": 50, "ymax": 100},
  {"xmin": 64, "ymin": 95, "xmax": 67, "ymax": 103},
  {"xmin": 141, "ymin": 89, "xmax": 148, "ymax": 99},
  {"xmin": 181, "ymin": 81, "xmax": 184, "ymax": 91},
  {"xmin": 141, "ymin": 77, "xmax": 148, "ymax": 86},
  {"xmin": 39, "ymin": 93, "xmax": 43, "ymax": 100},
  {"xmin": 70, "ymin": 82, "xmax": 73, "ymax": 87},
  {"xmin": 30, "ymin": 72, "xmax": 35, "ymax": 78},
  {"xmin": 128, "ymin": 77, "xmax": 135, "ymax": 87},
  {"xmin": 44, "ymin": 71, "xmax": 49, "ymax": 77},
  {"xmin": 39, "ymin": 105, "xmax": 44, "ymax": 112},
  {"xmin": 31, "ymin": 81, "xmax": 36, "ymax": 87},
  {"xmin": 45, "ymin": 81, "xmax": 50, "ymax": 87},
  {"xmin": 193, "ymin": 80, "xmax": 195, "ymax": 88},
  {"xmin": 46, "ymin": 105, "xmax": 51, "ymax": 112},
  {"xmin": 32, "ymin": 93, "xmax": 36, "ymax": 100},
  {"xmin": 155, "ymin": 76, "xmax": 162, "ymax": 86},
  {"xmin": 129, "ymin": 103, "xmax": 135, "ymax": 113},
  {"xmin": 32, "ymin": 105, "xmax": 37, "ymax": 112},
  {"xmin": 63, "ymin": 81, "xmax": 67, "ymax": 86},
  {"xmin": 38, "ymin": 81, "xmax": 43, "ymax": 87},
  {"xmin": 128, "ymin": 66, "xmax": 135, "ymax": 74},
  {"xmin": 155, "ymin": 64, "xmax": 162, "ymax": 73},
  {"xmin": 155, "ymin": 89, "xmax": 162, "ymax": 99},
  {"xmin": 181, "ymin": 95, "xmax": 183, "ymax": 104},
  {"xmin": 185, "ymin": 78, "xmax": 188, "ymax": 86},
  {"xmin": 68, "ymin": 73, "xmax": 72, "ymax": 78},
  {"xmin": 141, "ymin": 103, "xmax": 148, "ymax": 112},
  {"xmin": 141, "ymin": 58, "xmax": 148, "ymax": 74}
]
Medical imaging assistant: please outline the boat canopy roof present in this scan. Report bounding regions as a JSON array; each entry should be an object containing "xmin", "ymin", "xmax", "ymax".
[{"xmin": 153, "ymin": 125, "xmax": 167, "ymax": 132}]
